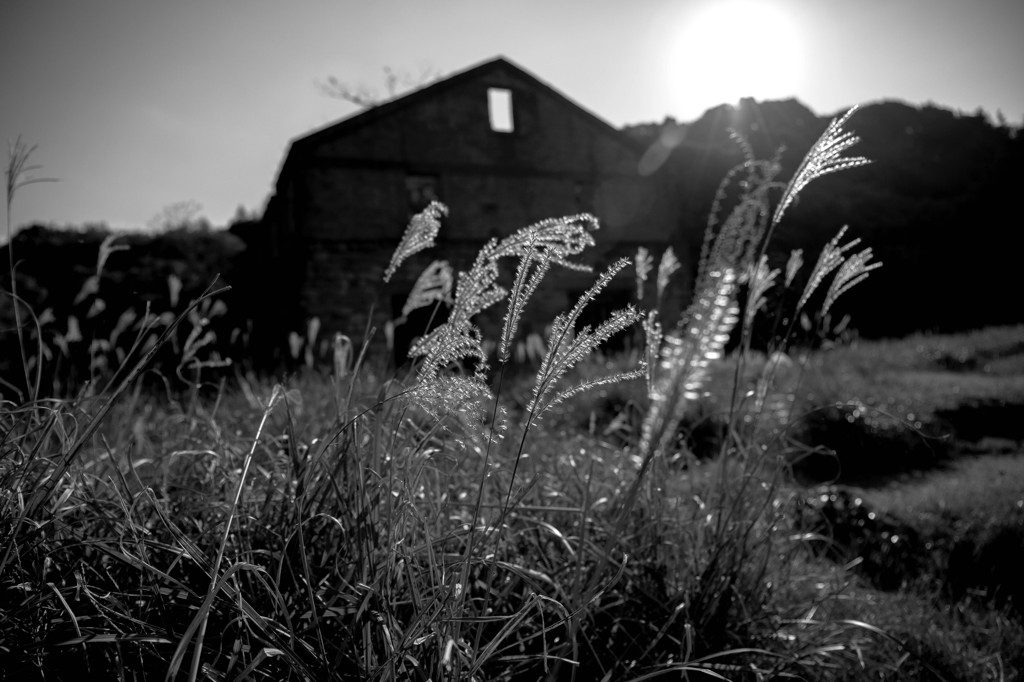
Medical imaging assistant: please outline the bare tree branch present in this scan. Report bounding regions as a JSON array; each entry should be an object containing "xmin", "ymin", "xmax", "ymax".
[{"xmin": 318, "ymin": 64, "xmax": 442, "ymax": 109}]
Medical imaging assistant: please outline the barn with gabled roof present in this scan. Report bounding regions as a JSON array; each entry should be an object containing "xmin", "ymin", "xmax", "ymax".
[{"xmin": 262, "ymin": 56, "xmax": 682, "ymax": 363}]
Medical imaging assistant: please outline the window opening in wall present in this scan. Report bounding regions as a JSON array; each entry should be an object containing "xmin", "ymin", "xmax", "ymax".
[
  {"xmin": 487, "ymin": 88, "xmax": 514, "ymax": 133},
  {"xmin": 574, "ymin": 182, "xmax": 592, "ymax": 211},
  {"xmin": 405, "ymin": 174, "xmax": 440, "ymax": 213}
]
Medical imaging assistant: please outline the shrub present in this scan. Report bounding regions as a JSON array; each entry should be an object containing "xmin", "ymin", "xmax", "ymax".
[{"xmin": 791, "ymin": 402, "xmax": 953, "ymax": 483}]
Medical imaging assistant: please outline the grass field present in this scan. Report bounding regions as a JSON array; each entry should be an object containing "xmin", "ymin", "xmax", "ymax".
[
  {"xmin": 4, "ymin": 121, "xmax": 1023, "ymax": 680},
  {"xmin": 783, "ymin": 327, "xmax": 1024, "ymax": 681},
  {"xmin": 3, "ymin": 324, "xmax": 1021, "ymax": 681}
]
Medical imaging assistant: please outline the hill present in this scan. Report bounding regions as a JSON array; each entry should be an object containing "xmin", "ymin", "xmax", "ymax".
[{"xmin": 625, "ymin": 98, "xmax": 1024, "ymax": 337}]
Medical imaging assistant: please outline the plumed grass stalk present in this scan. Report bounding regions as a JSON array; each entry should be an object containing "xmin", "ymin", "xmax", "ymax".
[
  {"xmin": 406, "ymin": 211, "xmax": 599, "ymax": 381},
  {"xmin": 656, "ymin": 245, "xmax": 681, "ymax": 304},
  {"xmin": 634, "ymin": 246, "xmax": 653, "ymax": 301},
  {"xmin": 73, "ymin": 234, "xmax": 129, "ymax": 308},
  {"xmin": 784, "ymin": 248, "xmax": 804, "ymax": 288},
  {"xmin": 773, "ymin": 106, "xmax": 871, "ymax": 227},
  {"xmin": 5, "ymin": 137, "xmax": 57, "ymax": 400},
  {"xmin": 397, "ymin": 259, "xmax": 453, "ymax": 325},
  {"xmin": 567, "ymin": 110, "xmax": 880, "ymax": 672},
  {"xmin": 639, "ymin": 266, "xmax": 740, "ymax": 460},
  {"xmin": 571, "ymin": 267, "xmax": 740, "ymax": 647},
  {"xmin": 384, "ymin": 201, "xmax": 447, "ymax": 283},
  {"xmin": 796, "ymin": 225, "xmax": 880, "ymax": 316},
  {"xmin": 821, "ymin": 242, "xmax": 882, "ymax": 317},
  {"xmin": 495, "ymin": 212, "xmax": 599, "ymax": 271},
  {"xmin": 487, "ymin": 258, "xmax": 643, "ymax": 671},
  {"xmin": 643, "ymin": 309, "xmax": 663, "ymax": 397},
  {"xmin": 8, "ymin": 281, "xmax": 232, "ymax": 523},
  {"xmin": 527, "ymin": 257, "xmax": 643, "ymax": 421},
  {"xmin": 695, "ymin": 158, "xmax": 782, "ymax": 298},
  {"xmin": 700, "ymin": 109, "xmax": 869, "ymax": 349},
  {"xmin": 743, "ymin": 254, "xmax": 780, "ymax": 332},
  {"xmin": 707, "ymin": 110, "xmax": 873, "ymax": 425},
  {"xmin": 409, "ymin": 244, "xmax": 501, "ymax": 381},
  {"xmin": 382, "ymin": 210, "xmax": 654, "ymax": 677},
  {"xmin": 499, "ymin": 234, "xmax": 552, "ymax": 364},
  {"xmin": 332, "ymin": 331, "xmax": 352, "ymax": 415}
]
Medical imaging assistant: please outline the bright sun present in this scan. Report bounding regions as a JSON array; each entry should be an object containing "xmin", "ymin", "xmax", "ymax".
[{"xmin": 667, "ymin": 1, "xmax": 803, "ymax": 117}]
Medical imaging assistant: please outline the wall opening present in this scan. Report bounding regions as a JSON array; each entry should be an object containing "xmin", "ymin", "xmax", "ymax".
[
  {"xmin": 391, "ymin": 294, "xmax": 450, "ymax": 366},
  {"xmin": 405, "ymin": 174, "xmax": 440, "ymax": 214},
  {"xmin": 487, "ymin": 88, "xmax": 514, "ymax": 133}
]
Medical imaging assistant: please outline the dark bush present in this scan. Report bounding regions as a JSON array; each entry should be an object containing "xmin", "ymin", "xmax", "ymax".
[
  {"xmin": 943, "ymin": 509, "xmax": 1024, "ymax": 618},
  {"xmin": 935, "ymin": 399, "xmax": 1024, "ymax": 442},
  {"xmin": 793, "ymin": 487, "xmax": 928, "ymax": 591},
  {"xmin": 791, "ymin": 404, "xmax": 952, "ymax": 483}
]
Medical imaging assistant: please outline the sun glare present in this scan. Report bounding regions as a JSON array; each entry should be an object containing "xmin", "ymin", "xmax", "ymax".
[{"xmin": 666, "ymin": 1, "xmax": 803, "ymax": 118}]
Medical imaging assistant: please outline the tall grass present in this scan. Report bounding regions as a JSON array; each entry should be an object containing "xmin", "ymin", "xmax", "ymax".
[{"xmin": 0, "ymin": 110, "xmax": 926, "ymax": 681}]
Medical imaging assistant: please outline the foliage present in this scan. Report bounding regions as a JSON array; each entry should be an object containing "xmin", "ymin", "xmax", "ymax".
[{"xmin": 0, "ymin": 223, "xmax": 255, "ymax": 397}]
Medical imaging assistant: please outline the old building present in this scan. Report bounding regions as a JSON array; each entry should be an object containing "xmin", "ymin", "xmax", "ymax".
[{"xmin": 263, "ymin": 56, "xmax": 682, "ymax": 364}]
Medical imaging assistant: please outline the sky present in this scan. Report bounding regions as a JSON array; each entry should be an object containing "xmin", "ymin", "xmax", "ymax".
[{"xmin": 1, "ymin": 0, "xmax": 1022, "ymax": 233}]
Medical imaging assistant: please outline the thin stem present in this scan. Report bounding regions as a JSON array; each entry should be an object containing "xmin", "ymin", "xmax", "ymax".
[
  {"xmin": 5, "ymin": 137, "xmax": 57, "ymax": 401},
  {"xmin": 188, "ymin": 385, "xmax": 282, "ymax": 682}
]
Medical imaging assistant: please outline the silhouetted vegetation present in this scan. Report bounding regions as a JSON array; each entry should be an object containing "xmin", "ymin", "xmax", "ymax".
[
  {"xmin": 0, "ymin": 221, "xmax": 270, "ymax": 397},
  {"xmin": 627, "ymin": 98, "xmax": 1024, "ymax": 339},
  {"xmin": 6, "ymin": 100, "xmax": 1020, "ymax": 397}
]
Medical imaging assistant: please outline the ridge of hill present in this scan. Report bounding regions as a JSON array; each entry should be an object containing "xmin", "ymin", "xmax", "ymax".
[{"xmin": 623, "ymin": 97, "xmax": 1024, "ymax": 337}]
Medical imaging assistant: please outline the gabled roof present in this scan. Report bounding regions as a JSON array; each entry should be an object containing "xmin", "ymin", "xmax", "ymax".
[{"xmin": 273, "ymin": 56, "xmax": 641, "ymax": 187}]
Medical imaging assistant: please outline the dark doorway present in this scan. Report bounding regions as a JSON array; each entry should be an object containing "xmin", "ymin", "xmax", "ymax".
[{"xmin": 391, "ymin": 294, "xmax": 451, "ymax": 366}]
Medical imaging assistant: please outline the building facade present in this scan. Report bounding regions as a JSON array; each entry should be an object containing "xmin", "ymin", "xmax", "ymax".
[{"xmin": 263, "ymin": 56, "xmax": 682, "ymax": 363}]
